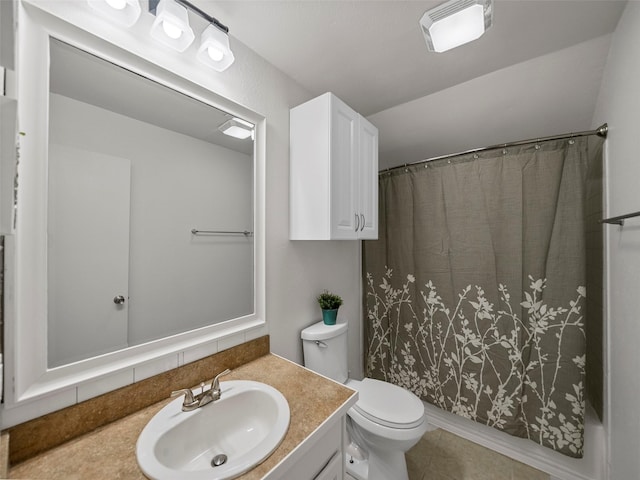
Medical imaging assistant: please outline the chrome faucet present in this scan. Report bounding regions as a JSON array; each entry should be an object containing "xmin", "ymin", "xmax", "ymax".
[{"xmin": 170, "ymin": 368, "xmax": 232, "ymax": 412}]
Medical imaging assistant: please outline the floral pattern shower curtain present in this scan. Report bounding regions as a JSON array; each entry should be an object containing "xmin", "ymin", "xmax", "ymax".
[{"xmin": 363, "ymin": 137, "xmax": 603, "ymax": 457}]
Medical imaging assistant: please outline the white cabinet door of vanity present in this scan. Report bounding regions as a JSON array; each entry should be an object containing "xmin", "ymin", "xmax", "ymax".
[
  {"xmin": 290, "ymin": 92, "xmax": 378, "ymax": 240},
  {"xmin": 266, "ymin": 415, "xmax": 345, "ymax": 480}
]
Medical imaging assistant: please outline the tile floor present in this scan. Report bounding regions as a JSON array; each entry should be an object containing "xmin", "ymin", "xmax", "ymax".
[{"xmin": 406, "ymin": 429, "xmax": 550, "ymax": 480}]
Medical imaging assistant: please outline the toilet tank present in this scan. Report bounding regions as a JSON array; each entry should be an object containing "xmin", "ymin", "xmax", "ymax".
[{"xmin": 301, "ymin": 321, "xmax": 348, "ymax": 383}]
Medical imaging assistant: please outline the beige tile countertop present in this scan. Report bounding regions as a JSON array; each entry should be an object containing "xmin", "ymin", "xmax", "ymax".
[{"xmin": 8, "ymin": 353, "xmax": 356, "ymax": 480}]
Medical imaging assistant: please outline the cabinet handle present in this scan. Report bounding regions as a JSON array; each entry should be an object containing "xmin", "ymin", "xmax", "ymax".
[
  {"xmin": 355, "ymin": 213, "xmax": 360, "ymax": 232},
  {"xmin": 360, "ymin": 214, "xmax": 365, "ymax": 231}
]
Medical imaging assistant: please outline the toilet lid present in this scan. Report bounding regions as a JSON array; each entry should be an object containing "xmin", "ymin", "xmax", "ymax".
[{"xmin": 352, "ymin": 378, "xmax": 424, "ymax": 429}]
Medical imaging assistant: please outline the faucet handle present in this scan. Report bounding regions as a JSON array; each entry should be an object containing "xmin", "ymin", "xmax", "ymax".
[
  {"xmin": 211, "ymin": 368, "xmax": 232, "ymax": 392},
  {"xmin": 171, "ymin": 388, "xmax": 196, "ymax": 405}
]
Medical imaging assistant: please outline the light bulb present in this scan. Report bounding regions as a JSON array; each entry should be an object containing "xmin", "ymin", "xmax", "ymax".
[
  {"xmin": 162, "ymin": 20, "xmax": 183, "ymax": 39},
  {"xmin": 207, "ymin": 46, "xmax": 224, "ymax": 62},
  {"xmin": 105, "ymin": 0, "xmax": 127, "ymax": 9}
]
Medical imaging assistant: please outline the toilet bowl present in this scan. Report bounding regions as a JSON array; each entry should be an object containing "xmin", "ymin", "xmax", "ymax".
[{"xmin": 301, "ymin": 321, "xmax": 428, "ymax": 480}]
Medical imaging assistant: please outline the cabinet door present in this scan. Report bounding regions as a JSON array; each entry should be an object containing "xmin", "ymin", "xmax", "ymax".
[
  {"xmin": 330, "ymin": 96, "xmax": 359, "ymax": 239},
  {"xmin": 313, "ymin": 451, "xmax": 343, "ymax": 480},
  {"xmin": 358, "ymin": 117, "xmax": 378, "ymax": 239}
]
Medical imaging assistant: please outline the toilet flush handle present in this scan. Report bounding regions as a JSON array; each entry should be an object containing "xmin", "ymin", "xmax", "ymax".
[{"xmin": 315, "ymin": 340, "xmax": 328, "ymax": 348}]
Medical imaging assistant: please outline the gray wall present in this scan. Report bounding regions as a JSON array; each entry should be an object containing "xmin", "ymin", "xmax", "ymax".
[
  {"xmin": 592, "ymin": 3, "xmax": 640, "ymax": 478},
  {"xmin": 219, "ymin": 48, "xmax": 364, "ymax": 378},
  {"xmin": 213, "ymin": 45, "xmax": 364, "ymax": 378}
]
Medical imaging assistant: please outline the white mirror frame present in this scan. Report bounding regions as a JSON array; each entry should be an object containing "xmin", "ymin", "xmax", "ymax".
[{"xmin": 2, "ymin": 1, "xmax": 266, "ymax": 427}]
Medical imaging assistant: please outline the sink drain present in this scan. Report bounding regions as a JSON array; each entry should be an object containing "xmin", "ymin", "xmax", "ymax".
[{"xmin": 211, "ymin": 454, "xmax": 228, "ymax": 467}]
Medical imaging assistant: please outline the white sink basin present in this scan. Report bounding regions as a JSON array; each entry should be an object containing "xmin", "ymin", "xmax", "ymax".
[{"xmin": 136, "ymin": 380, "xmax": 290, "ymax": 480}]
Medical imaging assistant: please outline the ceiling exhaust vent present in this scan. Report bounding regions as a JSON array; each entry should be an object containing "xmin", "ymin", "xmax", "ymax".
[{"xmin": 420, "ymin": 0, "xmax": 493, "ymax": 53}]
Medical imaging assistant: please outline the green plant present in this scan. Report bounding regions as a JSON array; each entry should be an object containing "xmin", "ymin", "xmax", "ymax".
[{"xmin": 317, "ymin": 290, "xmax": 343, "ymax": 310}]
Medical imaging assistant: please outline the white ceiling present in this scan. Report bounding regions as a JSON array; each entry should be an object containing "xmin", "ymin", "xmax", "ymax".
[
  {"xmin": 194, "ymin": 0, "xmax": 626, "ymax": 168},
  {"xmin": 199, "ymin": 0, "xmax": 625, "ymax": 116}
]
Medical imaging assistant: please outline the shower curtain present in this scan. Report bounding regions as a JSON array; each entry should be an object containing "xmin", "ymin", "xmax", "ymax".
[{"xmin": 363, "ymin": 137, "xmax": 603, "ymax": 457}]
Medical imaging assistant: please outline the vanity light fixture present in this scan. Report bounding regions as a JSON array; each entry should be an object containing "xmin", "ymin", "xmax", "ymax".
[
  {"xmin": 150, "ymin": 0, "xmax": 195, "ymax": 52},
  {"xmin": 218, "ymin": 118, "xmax": 254, "ymax": 140},
  {"xmin": 89, "ymin": 0, "xmax": 236, "ymax": 70},
  {"xmin": 419, "ymin": 0, "xmax": 493, "ymax": 53},
  {"xmin": 87, "ymin": 0, "xmax": 142, "ymax": 27}
]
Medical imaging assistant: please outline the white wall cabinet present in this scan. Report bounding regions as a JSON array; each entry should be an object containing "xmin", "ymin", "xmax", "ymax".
[{"xmin": 290, "ymin": 92, "xmax": 378, "ymax": 240}]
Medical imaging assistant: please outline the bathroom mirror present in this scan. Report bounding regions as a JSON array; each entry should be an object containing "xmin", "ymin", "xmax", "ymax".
[
  {"xmin": 47, "ymin": 39, "xmax": 255, "ymax": 367},
  {"xmin": 6, "ymin": 3, "xmax": 265, "ymax": 420}
]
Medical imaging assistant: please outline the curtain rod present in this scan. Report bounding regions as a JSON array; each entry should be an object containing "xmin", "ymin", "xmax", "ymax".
[{"xmin": 380, "ymin": 123, "xmax": 608, "ymax": 175}]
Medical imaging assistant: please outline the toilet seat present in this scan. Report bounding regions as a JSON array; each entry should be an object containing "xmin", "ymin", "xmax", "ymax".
[{"xmin": 348, "ymin": 378, "xmax": 424, "ymax": 429}]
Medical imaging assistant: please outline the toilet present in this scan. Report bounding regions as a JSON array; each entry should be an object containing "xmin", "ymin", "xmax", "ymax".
[{"xmin": 301, "ymin": 321, "xmax": 429, "ymax": 480}]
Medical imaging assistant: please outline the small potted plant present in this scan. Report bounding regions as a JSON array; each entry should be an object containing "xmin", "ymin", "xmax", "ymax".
[{"xmin": 317, "ymin": 290, "xmax": 343, "ymax": 325}]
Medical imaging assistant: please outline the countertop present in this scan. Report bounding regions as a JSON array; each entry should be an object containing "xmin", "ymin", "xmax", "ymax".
[{"xmin": 8, "ymin": 353, "xmax": 356, "ymax": 479}]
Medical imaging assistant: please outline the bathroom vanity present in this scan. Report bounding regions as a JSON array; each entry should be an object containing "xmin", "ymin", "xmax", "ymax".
[{"xmin": 7, "ymin": 345, "xmax": 358, "ymax": 480}]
